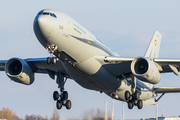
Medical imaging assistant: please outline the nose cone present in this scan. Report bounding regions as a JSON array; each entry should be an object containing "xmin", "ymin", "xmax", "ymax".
[
  {"xmin": 34, "ymin": 16, "xmax": 50, "ymax": 37},
  {"xmin": 33, "ymin": 15, "xmax": 52, "ymax": 47}
]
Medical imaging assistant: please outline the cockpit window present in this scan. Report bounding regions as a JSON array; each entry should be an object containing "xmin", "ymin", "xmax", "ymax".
[
  {"xmin": 50, "ymin": 13, "xmax": 57, "ymax": 18},
  {"xmin": 37, "ymin": 11, "xmax": 57, "ymax": 18},
  {"xmin": 53, "ymin": 14, "xmax": 57, "ymax": 18},
  {"xmin": 43, "ymin": 12, "xmax": 50, "ymax": 15}
]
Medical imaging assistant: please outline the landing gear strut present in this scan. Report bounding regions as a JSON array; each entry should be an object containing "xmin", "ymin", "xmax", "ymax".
[{"xmin": 53, "ymin": 73, "xmax": 72, "ymax": 110}]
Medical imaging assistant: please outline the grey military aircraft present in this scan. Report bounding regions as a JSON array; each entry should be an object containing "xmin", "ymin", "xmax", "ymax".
[{"xmin": 1, "ymin": 9, "xmax": 180, "ymax": 110}]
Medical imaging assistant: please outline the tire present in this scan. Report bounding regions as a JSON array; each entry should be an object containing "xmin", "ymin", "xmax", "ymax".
[
  {"xmin": 125, "ymin": 91, "xmax": 130, "ymax": 100},
  {"xmin": 62, "ymin": 91, "xmax": 68, "ymax": 100},
  {"xmin": 137, "ymin": 100, "xmax": 143, "ymax": 109},
  {"xmin": 134, "ymin": 91, "xmax": 140, "ymax": 100},
  {"xmin": 66, "ymin": 100, "xmax": 71, "ymax": 110},
  {"xmin": 52, "ymin": 57, "xmax": 56, "ymax": 64},
  {"xmin": 53, "ymin": 91, "xmax": 59, "ymax": 101},
  {"xmin": 47, "ymin": 57, "xmax": 51, "ymax": 64},
  {"xmin": 128, "ymin": 101, "xmax": 133, "ymax": 109},
  {"xmin": 56, "ymin": 100, "xmax": 62, "ymax": 109}
]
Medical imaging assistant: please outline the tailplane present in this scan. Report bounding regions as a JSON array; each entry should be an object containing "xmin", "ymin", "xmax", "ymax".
[{"xmin": 145, "ymin": 31, "xmax": 162, "ymax": 58}]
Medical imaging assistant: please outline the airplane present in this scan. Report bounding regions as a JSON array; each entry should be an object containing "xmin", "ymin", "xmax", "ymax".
[{"xmin": 1, "ymin": 9, "xmax": 180, "ymax": 110}]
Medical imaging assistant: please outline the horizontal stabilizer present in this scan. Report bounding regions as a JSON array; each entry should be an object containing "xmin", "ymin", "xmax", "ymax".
[{"xmin": 154, "ymin": 87, "xmax": 180, "ymax": 93}]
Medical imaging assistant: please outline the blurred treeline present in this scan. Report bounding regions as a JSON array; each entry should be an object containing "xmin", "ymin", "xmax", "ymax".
[{"xmin": 0, "ymin": 107, "xmax": 112, "ymax": 120}]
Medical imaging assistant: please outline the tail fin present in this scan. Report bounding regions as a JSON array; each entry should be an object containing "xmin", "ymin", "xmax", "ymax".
[{"xmin": 145, "ymin": 31, "xmax": 162, "ymax": 58}]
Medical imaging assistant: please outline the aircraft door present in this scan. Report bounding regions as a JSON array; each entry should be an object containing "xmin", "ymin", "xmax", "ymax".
[{"xmin": 62, "ymin": 13, "xmax": 71, "ymax": 30}]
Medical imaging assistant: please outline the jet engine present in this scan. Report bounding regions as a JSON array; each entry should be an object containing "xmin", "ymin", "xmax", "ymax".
[
  {"xmin": 131, "ymin": 57, "xmax": 160, "ymax": 84},
  {"xmin": 5, "ymin": 58, "xmax": 34, "ymax": 85}
]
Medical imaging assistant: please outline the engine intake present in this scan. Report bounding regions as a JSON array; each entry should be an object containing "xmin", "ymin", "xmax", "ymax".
[
  {"xmin": 5, "ymin": 58, "xmax": 34, "ymax": 85},
  {"xmin": 131, "ymin": 57, "xmax": 160, "ymax": 84}
]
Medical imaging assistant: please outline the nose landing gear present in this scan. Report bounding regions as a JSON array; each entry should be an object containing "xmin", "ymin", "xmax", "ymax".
[
  {"xmin": 46, "ymin": 44, "xmax": 58, "ymax": 64},
  {"xmin": 53, "ymin": 73, "xmax": 72, "ymax": 110}
]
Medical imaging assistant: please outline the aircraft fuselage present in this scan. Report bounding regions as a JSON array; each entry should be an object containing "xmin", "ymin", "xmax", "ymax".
[{"xmin": 33, "ymin": 9, "xmax": 153, "ymax": 101}]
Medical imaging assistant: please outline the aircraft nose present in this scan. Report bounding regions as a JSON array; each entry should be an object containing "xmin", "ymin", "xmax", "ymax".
[
  {"xmin": 34, "ymin": 15, "xmax": 55, "ymax": 40},
  {"xmin": 34, "ymin": 16, "xmax": 50, "ymax": 35},
  {"xmin": 33, "ymin": 15, "xmax": 53, "ymax": 47}
]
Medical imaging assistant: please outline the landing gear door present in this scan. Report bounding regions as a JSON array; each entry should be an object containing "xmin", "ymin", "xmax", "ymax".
[{"xmin": 62, "ymin": 13, "xmax": 71, "ymax": 30}]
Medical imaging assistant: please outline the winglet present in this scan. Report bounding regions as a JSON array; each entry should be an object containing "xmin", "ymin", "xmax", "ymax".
[{"xmin": 145, "ymin": 31, "xmax": 162, "ymax": 58}]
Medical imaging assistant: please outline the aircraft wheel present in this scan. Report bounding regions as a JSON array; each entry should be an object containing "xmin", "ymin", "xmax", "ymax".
[
  {"xmin": 65, "ymin": 100, "xmax": 72, "ymax": 110},
  {"xmin": 52, "ymin": 57, "xmax": 57, "ymax": 64},
  {"xmin": 125, "ymin": 91, "xmax": 130, "ymax": 100},
  {"xmin": 62, "ymin": 91, "xmax": 68, "ymax": 100},
  {"xmin": 137, "ymin": 99, "xmax": 143, "ymax": 109},
  {"xmin": 53, "ymin": 91, "xmax": 59, "ymax": 101},
  {"xmin": 47, "ymin": 57, "xmax": 51, "ymax": 64},
  {"xmin": 56, "ymin": 100, "xmax": 63, "ymax": 109},
  {"xmin": 128, "ymin": 101, "xmax": 134, "ymax": 109},
  {"xmin": 134, "ymin": 91, "xmax": 140, "ymax": 100}
]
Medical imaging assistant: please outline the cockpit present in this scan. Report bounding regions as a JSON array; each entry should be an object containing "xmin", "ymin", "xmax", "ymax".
[{"xmin": 37, "ymin": 10, "xmax": 57, "ymax": 18}]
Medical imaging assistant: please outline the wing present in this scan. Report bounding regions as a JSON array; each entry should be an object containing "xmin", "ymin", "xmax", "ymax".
[
  {"xmin": 154, "ymin": 58, "xmax": 180, "ymax": 75},
  {"xmin": 0, "ymin": 58, "xmax": 68, "ymax": 77},
  {"xmin": 95, "ymin": 56, "xmax": 180, "ymax": 76},
  {"xmin": 94, "ymin": 31, "xmax": 163, "ymax": 76}
]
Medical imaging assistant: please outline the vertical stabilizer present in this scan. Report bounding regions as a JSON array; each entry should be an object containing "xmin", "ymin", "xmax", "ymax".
[{"xmin": 145, "ymin": 31, "xmax": 162, "ymax": 58}]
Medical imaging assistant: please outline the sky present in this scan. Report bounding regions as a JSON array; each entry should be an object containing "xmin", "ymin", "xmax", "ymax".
[{"xmin": 1, "ymin": 0, "xmax": 180, "ymax": 120}]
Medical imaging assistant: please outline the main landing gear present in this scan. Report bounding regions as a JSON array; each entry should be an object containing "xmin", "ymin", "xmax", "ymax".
[
  {"xmin": 125, "ymin": 90, "xmax": 143, "ymax": 109},
  {"xmin": 53, "ymin": 73, "xmax": 72, "ymax": 110},
  {"xmin": 46, "ymin": 44, "xmax": 71, "ymax": 110},
  {"xmin": 122, "ymin": 75, "xmax": 143, "ymax": 109}
]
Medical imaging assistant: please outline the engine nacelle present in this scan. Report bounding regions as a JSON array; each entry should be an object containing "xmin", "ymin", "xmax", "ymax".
[
  {"xmin": 131, "ymin": 57, "xmax": 160, "ymax": 84},
  {"xmin": 5, "ymin": 58, "xmax": 34, "ymax": 85}
]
